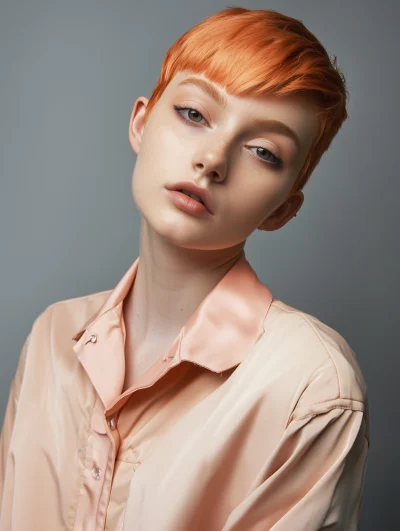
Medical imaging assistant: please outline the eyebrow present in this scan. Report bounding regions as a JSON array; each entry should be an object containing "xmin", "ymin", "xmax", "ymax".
[{"xmin": 177, "ymin": 76, "xmax": 301, "ymax": 150}]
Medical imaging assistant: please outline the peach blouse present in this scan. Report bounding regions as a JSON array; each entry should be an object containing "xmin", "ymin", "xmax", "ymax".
[{"xmin": 0, "ymin": 252, "xmax": 370, "ymax": 530}]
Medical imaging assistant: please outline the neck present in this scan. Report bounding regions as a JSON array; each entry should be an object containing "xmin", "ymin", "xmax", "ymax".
[{"xmin": 123, "ymin": 217, "xmax": 246, "ymax": 351}]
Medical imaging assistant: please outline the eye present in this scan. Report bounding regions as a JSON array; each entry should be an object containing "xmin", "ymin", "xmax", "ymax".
[
  {"xmin": 173, "ymin": 105, "xmax": 283, "ymax": 169},
  {"xmin": 173, "ymin": 105, "xmax": 207, "ymax": 125},
  {"xmin": 247, "ymin": 146, "xmax": 282, "ymax": 168}
]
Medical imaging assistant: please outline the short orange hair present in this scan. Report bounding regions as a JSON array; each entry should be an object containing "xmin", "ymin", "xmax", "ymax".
[{"xmin": 143, "ymin": 6, "xmax": 348, "ymax": 197}]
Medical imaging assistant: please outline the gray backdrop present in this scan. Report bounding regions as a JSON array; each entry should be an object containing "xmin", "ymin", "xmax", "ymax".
[{"xmin": 1, "ymin": 0, "xmax": 398, "ymax": 528}]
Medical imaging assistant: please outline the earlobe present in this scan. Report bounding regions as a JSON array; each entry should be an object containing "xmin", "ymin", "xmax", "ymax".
[{"xmin": 128, "ymin": 97, "xmax": 149, "ymax": 154}]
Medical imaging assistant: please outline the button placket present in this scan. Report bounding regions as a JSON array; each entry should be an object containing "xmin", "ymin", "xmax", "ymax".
[{"xmin": 76, "ymin": 319, "xmax": 126, "ymax": 527}]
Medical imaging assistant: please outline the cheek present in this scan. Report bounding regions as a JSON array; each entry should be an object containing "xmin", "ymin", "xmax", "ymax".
[
  {"xmin": 131, "ymin": 149, "xmax": 154, "ymax": 211},
  {"xmin": 150, "ymin": 116, "xmax": 182, "ymax": 147},
  {"xmin": 131, "ymin": 164, "xmax": 143, "ymax": 212},
  {"xmin": 130, "ymin": 127, "xmax": 181, "ymax": 211},
  {"xmin": 131, "ymin": 133, "xmax": 164, "ymax": 191},
  {"xmin": 231, "ymin": 181, "xmax": 284, "ymax": 220},
  {"xmin": 140, "ymin": 123, "xmax": 187, "ymax": 177}
]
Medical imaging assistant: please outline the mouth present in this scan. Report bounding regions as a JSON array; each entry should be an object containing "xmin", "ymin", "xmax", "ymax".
[
  {"xmin": 165, "ymin": 189, "xmax": 213, "ymax": 217},
  {"xmin": 166, "ymin": 181, "xmax": 213, "ymax": 215},
  {"xmin": 177, "ymin": 189, "xmax": 205, "ymax": 205}
]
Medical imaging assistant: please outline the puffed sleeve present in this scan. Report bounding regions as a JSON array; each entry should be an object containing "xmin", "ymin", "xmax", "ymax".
[
  {"xmin": 221, "ymin": 405, "xmax": 369, "ymax": 531},
  {"xmin": 0, "ymin": 332, "xmax": 31, "ymax": 508}
]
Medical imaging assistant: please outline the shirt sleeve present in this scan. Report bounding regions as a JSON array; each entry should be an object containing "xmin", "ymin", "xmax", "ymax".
[
  {"xmin": 221, "ymin": 405, "xmax": 369, "ymax": 531},
  {"xmin": 0, "ymin": 332, "xmax": 31, "ymax": 508}
]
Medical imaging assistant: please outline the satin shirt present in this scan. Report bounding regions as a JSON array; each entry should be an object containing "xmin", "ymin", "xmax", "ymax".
[{"xmin": 0, "ymin": 252, "xmax": 370, "ymax": 530}]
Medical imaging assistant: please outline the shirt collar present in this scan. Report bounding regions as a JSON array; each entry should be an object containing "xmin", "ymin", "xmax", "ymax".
[{"xmin": 71, "ymin": 250, "xmax": 273, "ymax": 374}]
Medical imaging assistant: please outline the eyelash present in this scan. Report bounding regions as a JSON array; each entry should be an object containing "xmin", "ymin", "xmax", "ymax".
[{"xmin": 173, "ymin": 104, "xmax": 283, "ymax": 169}]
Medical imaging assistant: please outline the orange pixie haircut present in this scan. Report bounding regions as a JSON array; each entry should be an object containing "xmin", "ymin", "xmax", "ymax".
[{"xmin": 142, "ymin": 6, "xmax": 349, "ymax": 198}]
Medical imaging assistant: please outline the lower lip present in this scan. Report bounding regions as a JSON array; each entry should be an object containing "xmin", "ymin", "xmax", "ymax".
[{"xmin": 165, "ymin": 189, "xmax": 212, "ymax": 217}]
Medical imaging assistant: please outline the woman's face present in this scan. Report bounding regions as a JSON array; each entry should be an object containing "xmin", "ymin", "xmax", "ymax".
[{"xmin": 129, "ymin": 70, "xmax": 319, "ymax": 251}]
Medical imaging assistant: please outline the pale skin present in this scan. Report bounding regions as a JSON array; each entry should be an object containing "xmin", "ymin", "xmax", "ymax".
[{"xmin": 122, "ymin": 70, "xmax": 319, "ymax": 391}]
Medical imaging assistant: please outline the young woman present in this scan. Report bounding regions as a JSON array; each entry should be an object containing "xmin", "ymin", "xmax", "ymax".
[{"xmin": 0, "ymin": 7, "xmax": 369, "ymax": 530}]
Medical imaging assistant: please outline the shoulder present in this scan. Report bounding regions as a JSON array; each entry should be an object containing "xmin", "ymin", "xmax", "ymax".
[
  {"xmin": 10, "ymin": 289, "xmax": 113, "ymax": 402},
  {"xmin": 46, "ymin": 289, "xmax": 112, "ymax": 320},
  {"xmin": 257, "ymin": 298, "xmax": 368, "ymax": 418},
  {"xmin": 29, "ymin": 289, "xmax": 112, "ymax": 346}
]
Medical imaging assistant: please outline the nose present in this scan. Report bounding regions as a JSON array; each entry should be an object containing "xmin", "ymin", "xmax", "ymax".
[{"xmin": 192, "ymin": 147, "xmax": 228, "ymax": 183}]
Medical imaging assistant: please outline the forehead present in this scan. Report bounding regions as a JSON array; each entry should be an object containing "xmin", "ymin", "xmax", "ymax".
[{"xmin": 165, "ymin": 71, "xmax": 319, "ymax": 151}]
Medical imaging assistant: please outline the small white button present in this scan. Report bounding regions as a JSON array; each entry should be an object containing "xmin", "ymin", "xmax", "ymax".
[
  {"xmin": 92, "ymin": 465, "xmax": 101, "ymax": 480},
  {"xmin": 85, "ymin": 334, "xmax": 97, "ymax": 345},
  {"xmin": 108, "ymin": 416, "xmax": 117, "ymax": 430}
]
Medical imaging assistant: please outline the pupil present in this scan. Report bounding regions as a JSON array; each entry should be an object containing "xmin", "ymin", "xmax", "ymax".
[{"xmin": 189, "ymin": 109, "xmax": 201, "ymax": 122}]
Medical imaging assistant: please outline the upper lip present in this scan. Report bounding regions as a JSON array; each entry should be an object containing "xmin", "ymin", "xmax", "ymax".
[{"xmin": 166, "ymin": 180, "xmax": 214, "ymax": 214}]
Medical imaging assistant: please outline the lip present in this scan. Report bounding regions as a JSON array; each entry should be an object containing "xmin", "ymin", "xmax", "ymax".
[
  {"xmin": 165, "ymin": 189, "xmax": 212, "ymax": 218},
  {"xmin": 165, "ymin": 180, "xmax": 213, "ymax": 215}
]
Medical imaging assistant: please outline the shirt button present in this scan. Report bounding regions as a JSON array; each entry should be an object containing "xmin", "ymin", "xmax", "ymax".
[
  {"xmin": 92, "ymin": 465, "xmax": 101, "ymax": 480},
  {"xmin": 85, "ymin": 334, "xmax": 97, "ymax": 345},
  {"xmin": 108, "ymin": 416, "xmax": 117, "ymax": 430}
]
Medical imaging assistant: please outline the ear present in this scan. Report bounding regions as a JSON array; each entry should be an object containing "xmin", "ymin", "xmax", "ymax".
[
  {"xmin": 128, "ymin": 96, "xmax": 149, "ymax": 155},
  {"xmin": 258, "ymin": 190, "xmax": 304, "ymax": 231}
]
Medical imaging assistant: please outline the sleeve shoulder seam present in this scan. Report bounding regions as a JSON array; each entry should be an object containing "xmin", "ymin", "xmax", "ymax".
[{"xmin": 291, "ymin": 402, "xmax": 366, "ymax": 422}]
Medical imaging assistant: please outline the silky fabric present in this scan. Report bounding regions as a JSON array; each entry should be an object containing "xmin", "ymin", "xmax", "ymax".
[{"xmin": 0, "ymin": 251, "xmax": 370, "ymax": 530}]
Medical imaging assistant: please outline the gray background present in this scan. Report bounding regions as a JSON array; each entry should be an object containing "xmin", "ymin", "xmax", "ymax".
[{"xmin": 1, "ymin": 0, "xmax": 398, "ymax": 528}]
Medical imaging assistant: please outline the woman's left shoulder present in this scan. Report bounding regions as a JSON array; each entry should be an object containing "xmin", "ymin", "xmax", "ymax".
[{"xmin": 256, "ymin": 298, "xmax": 368, "ymax": 410}]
